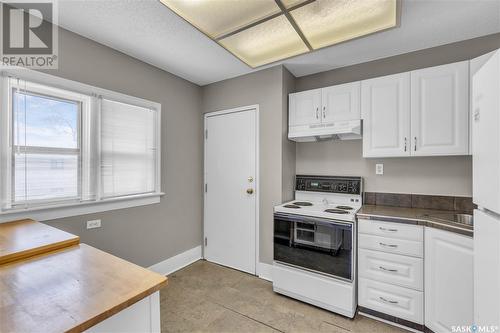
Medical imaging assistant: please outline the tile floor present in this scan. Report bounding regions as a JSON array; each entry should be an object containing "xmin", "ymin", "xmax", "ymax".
[{"xmin": 160, "ymin": 260, "xmax": 407, "ymax": 333}]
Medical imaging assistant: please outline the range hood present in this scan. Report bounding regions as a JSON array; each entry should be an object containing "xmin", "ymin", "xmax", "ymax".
[{"xmin": 288, "ymin": 120, "xmax": 362, "ymax": 142}]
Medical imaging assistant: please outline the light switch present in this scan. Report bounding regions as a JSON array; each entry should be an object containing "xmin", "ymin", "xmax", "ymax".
[{"xmin": 376, "ymin": 164, "xmax": 384, "ymax": 175}]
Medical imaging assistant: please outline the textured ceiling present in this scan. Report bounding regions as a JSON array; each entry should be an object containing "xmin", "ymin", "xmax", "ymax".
[{"xmin": 56, "ymin": 0, "xmax": 500, "ymax": 86}]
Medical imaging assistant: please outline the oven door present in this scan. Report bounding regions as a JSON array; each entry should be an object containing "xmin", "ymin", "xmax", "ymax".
[{"xmin": 274, "ymin": 212, "xmax": 353, "ymax": 281}]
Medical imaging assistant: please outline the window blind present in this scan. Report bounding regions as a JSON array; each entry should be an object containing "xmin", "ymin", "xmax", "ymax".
[{"xmin": 100, "ymin": 98, "xmax": 157, "ymax": 198}]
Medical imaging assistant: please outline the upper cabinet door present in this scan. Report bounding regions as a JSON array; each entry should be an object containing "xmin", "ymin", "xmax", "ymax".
[
  {"xmin": 289, "ymin": 89, "xmax": 322, "ymax": 127},
  {"xmin": 321, "ymin": 82, "xmax": 360, "ymax": 122},
  {"xmin": 361, "ymin": 73, "xmax": 411, "ymax": 158},
  {"xmin": 471, "ymin": 50, "xmax": 500, "ymax": 214},
  {"xmin": 410, "ymin": 61, "xmax": 469, "ymax": 156}
]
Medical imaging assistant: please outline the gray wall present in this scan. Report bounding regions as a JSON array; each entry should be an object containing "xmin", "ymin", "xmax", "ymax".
[
  {"xmin": 201, "ymin": 66, "xmax": 289, "ymax": 264},
  {"xmin": 282, "ymin": 67, "xmax": 296, "ymax": 202},
  {"xmin": 42, "ymin": 28, "xmax": 203, "ymax": 267},
  {"xmin": 294, "ymin": 33, "xmax": 500, "ymax": 197}
]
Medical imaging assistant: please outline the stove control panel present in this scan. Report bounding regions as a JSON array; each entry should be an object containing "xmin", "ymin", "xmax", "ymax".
[{"xmin": 296, "ymin": 175, "xmax": 362, "ymax": 195}]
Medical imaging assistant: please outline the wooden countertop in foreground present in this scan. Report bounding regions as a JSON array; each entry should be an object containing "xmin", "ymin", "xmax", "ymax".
[
  {"xmin": 0, "ymin": 220, "xmax": 167, "ymax": 333},
  {"xmin": 0, "ymin": 219, "xmax": 79, "ymax": 265}
]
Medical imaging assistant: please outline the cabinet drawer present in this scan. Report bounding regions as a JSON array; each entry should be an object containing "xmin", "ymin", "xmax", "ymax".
[
  {"xmin": 358, "ymin": 234, "xmax": 423, "ymax": 258},
  {"xmin": 359, "ymin": 278, "xmax": 424, "ymax": 324},
  {"xmin": 359, "ymin": 249, "xmax": 423, "ymax": 291},
  {"xmin": 358, "ymin": 219, "xmax": 423, "ymax": 241}
]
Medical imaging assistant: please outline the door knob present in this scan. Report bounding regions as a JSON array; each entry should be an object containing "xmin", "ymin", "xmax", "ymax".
[{"xmin": 247, "ymin": 188, "xmax": 254, "ymax": 195}]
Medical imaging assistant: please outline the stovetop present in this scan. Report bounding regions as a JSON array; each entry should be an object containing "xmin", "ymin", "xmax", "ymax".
[
  {"xmin": 274, "ymin": 200, "xmax": 360, "ymax": 222},
  {"xmin": 274, "ymin": 175, "xmax": 363, "ymax": 222}
]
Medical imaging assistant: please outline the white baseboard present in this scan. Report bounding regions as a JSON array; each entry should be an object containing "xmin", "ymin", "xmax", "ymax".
[
  {"xmin": 258, "ymin": 262, "xmax": 273, "ymax": 282},
  {"xmin": 148, "ymin": 245, "xmax": 202, "ymax": 276}
]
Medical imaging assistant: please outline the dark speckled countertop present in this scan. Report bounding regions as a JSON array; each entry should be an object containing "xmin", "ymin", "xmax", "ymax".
[{"xmin": 357, "ymin": 205, "xmax": 473, "ymax": 237}]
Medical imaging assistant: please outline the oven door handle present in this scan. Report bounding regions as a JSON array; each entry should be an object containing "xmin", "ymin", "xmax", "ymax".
[{"xmin": 274, "ymin": 212, "xmax": 352, "ymax": 229}]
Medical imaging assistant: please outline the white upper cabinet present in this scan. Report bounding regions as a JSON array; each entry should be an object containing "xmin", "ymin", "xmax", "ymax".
[
  {"xmin": 425, "ymin": 227, "xmax": 473, "ymax": 333},
  {"xmin": 410, "ymin": 61, "xmax": 469, "ymax": 156},
  {"xmin": 471, "ymin": 50, "xmax": 500, "ymax": 214},
  {"xmin": 361, "ymin": 61, "xmax": 470, "ymax": 158},
  {"xmin": 321, "ymin": 82, "xmax": 360, "ymax": 122},
  {"xmin": 289, "ymin": 89, "xmax": 322, "ymax": 127},
  {"xmin": 361, "ymin": 73, "xmax": 411, "ymax": 157}
]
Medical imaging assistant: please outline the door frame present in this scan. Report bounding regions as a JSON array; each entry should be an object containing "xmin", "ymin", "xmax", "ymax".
[{"xmin": 203, "ymin": 104, "xmax": 260, "ymax": 275}]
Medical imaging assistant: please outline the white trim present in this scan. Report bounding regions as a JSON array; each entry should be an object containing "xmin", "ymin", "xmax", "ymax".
[
  {"xmin": 0, "ymin": 67, "xmax": 160, "ymax": 111},
  {"xmin": 203, "ymin": 105, "xmax": 260, "ymax": 275},
  {"xmin": 148, "ymin": 245, "xmax": 202, "ymax": 276},
  {"xmin": 0, "ymin": 193, "xmax": 163, "ymax": 223},
  {"xmin": 257, "ymin": 262, "xmax": 273, "ymax": 282}
]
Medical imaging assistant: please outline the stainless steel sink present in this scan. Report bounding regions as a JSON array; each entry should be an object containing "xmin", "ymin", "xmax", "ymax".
[{"xmin": 422, "ymin": 213, "xmax": 473, "ymax": 226}]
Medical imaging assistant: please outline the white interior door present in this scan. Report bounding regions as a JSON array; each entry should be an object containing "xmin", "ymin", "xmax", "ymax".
[{"xmin": 204, "ymin": 107, "xmax": 257, "ymax": 274}]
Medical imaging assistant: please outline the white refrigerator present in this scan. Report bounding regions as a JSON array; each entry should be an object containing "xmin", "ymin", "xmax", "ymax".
[{"xmin": 472, "ymin": 49, "xmax": 500, "ymax": 329}]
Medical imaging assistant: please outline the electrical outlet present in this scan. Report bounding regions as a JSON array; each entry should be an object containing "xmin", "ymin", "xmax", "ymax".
[
  {"xmin": 376, "ymin": 164, "xmax": 384, "ymax": 175},
  {"xmin": 87, "ymin": 219, "xmax": 101, "ymax": 229}
]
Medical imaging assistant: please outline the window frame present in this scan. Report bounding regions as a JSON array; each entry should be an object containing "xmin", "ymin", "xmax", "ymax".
[
  {"xmin": 0, "ymin": 68, "xmax": 163, "ymax": 222},
  {"xmin": 9, "ymin": 80, "xmax": 86, "ymax": 207}
]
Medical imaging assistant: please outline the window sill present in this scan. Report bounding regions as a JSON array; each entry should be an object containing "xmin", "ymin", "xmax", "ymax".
[{"xmin": 0, "ymin": 192, "xmax": 165, "ymax": 223}]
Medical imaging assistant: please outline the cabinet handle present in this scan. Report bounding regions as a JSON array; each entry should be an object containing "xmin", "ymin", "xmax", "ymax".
[
  {"xmin": 379, "ymin": 266, "xmax": 398, "ymax": 273},
  {"xmin": 379, "ymin": 242, "xmax": 398, "ymax": 248},
  {"xmin": 414, "ymin": 137, "xmax": 417, "ymax": 151},
  {"xmin": 316, "ymin": 107, "xmax": 319, "ymax": 119},
  {"xmin": 323, "ymin": 106, "xmax": 326, "ymax": 119},
  {"xmin": 404, "ymin": 137, "xmax": 407, "ymax": 152},
  {"xmin": 379, "ymin": 227, "xmax": 398, "ymax": 232},
  {"xmin": 474, "ymin": 109, "xmax": 480, "ymax": 121},
  {"xmin": 379, "ymin": 296, "xmax": 399, "ymax": 304}
]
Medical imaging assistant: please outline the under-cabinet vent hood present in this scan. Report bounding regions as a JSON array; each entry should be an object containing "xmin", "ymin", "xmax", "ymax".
[{"xmin": 288, "ymin": 120, "xmax": 362, "ymax": 142}]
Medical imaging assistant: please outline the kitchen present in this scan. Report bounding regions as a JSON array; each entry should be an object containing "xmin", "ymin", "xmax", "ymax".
[{"xmin": 0, "ymin": 1, "xmax": 499, "ymax": 333}]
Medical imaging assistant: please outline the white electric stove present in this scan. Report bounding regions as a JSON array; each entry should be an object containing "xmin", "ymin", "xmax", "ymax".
[{"xmin": 272, "ymin": 175, "xmax": 362, "ymax": 318}]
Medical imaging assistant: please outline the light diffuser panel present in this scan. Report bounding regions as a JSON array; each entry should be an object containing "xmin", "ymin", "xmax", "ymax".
[
  {"xmin": 159, "ymin": 0, "xmax": 281, "ymax": 38},
  {"xmin": 280, "ymin": 0, "xmax": 310, "ymax": 9},
  {"xmin": 219, "ymin": 15, "xmax": 308, "ymax": 68},
  {"xmin": 290, "ymin": 0, "xmax": 397, "ymax": 49},
  {"xmin": 159, "ymin": 0, "xmax": 399, "ymax": 68}
]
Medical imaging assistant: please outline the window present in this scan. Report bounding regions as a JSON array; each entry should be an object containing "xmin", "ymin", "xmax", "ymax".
[
  {"xmin": 0, "ymin": 73, "xmax": 161, "ymax": 219},
  {"xmin": 101, "ymin": 99, "xmax": 157, "ymax": 198},
  {"xmin": 11, "ymin": 81, "xmax": 85, "ymax": 206}
]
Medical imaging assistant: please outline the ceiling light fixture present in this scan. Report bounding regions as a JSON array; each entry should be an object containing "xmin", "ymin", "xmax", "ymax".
[{"xmin": 159, "ymin": 0, "xmax": 399, "ymax": 68}]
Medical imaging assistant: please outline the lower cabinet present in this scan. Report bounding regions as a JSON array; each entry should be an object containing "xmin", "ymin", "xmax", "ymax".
[
  {"xmin": 358, "ymin": 220, "xmax": 474, "ymax": 332},
  {"xmin": 86, "ymin": 292, "xmax": 161, "ymax": 333},
  {"xmin": 425, "ymin": 227, "xmax": 474, "ymax": 333},
  {"xmin": 359, "ymin": 278, "xmax": 424, "ymax": 324}
]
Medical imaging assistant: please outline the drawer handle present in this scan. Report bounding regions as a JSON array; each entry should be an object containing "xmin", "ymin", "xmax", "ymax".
[
  {"xmin": 379, "ymin": 242, "xmax": 398, "ymax": 248},
  {"xmin": 379, "ymin": 227, "xmax": 398, "ymax": 232},
  {"xmin": 379, "ymin": 266, "xmax": 398, "ymax": 273},
  {"xmin": 379, "ymin": 296, "xmax": 399, "ymax": 304}
]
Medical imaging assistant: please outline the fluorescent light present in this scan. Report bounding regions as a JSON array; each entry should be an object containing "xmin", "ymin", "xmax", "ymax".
[
  {"xmin": 280, "ymin": 0, "xmax": 310, "ymax": 9},
  {"xmin": 159, "ymin": 0, "xmax": 399, "ymax": 68},
  {"xmin": 219, "ymin": 15, "xmax": 308, "ymax": 67},
  {"xmin": 159, "ymin": 0, "xmax": 281, "ymax": 38},
  {"xmin": 290, "ymin": 0, "xmax": 397, "ymax": 49}
]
